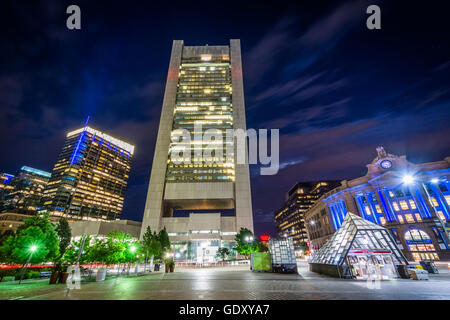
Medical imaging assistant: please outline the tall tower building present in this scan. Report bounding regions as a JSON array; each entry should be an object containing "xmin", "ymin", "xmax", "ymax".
[
  {"xmin": 141, "ymin": 40, "xmax": 253, "ymax": 262},
  {"xmin": 1, "ymin": 166, "xmax": 50, "ymax": 213},
  {"xmin": 43, "ymin": 125, "xmax": 134, "ymax": 221},
  {"xmin": 274, "ymin": 181, "xmax": 341, "ymax": 250}
]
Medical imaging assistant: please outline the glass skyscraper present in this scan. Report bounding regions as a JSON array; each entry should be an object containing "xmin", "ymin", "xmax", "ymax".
[{"xmin": 43, "ymin": 125, "xmax": 134, "ymax": 221}]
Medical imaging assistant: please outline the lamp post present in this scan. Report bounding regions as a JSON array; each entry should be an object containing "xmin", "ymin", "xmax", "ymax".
[
  {"xmin": 127, "ymin": 246, "xmax": 136, "ymax": 276},
  {"xmin": 19, "ymin": 245, "xmax": 37, "ymax": 284}
]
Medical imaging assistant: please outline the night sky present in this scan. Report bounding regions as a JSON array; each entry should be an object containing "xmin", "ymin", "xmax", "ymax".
[{"xmin": 1, "ymin": 1, "xmax": 449, "ymax": 237}]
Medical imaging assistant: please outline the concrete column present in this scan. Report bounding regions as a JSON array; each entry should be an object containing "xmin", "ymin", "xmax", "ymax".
[
  {"xmin": 230, "ymin": 39, "xmax": 253, "ymax": 233},
  {"xmin": 140, "ymin": 40, "xmax": 183, "ymax": 239}
]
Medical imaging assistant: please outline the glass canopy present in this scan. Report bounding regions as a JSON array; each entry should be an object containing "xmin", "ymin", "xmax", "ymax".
[{"xmin": 309, "ymin": 212, "xmax": 407, "ymax": 266}]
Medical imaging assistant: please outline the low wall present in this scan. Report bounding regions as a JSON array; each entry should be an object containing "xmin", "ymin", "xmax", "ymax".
[{"xmin": 309, "ymin": 263, "xmax": 345, "ymax": 278}]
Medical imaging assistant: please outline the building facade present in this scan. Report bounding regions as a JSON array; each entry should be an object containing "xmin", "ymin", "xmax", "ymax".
[
  {"xmin": 69, "ymin": 219, "xmax": 142, "ymax": 241},
  {"xmin": 43, "ymin": 125, "xmax": 134, "ymax": 221},
  {"xmin": 305, "ymin": 147, "xmax": 450, "ymax": 261},
  {"xmin": 274, "ymin": 181, "xmax": 340, "ymax": 250},
  {"xmin": 1, "ymin": 166, "xmax": 50, "ymax": 214},
  {"xmin": 141, "ymin": 40, "xmax": 253, "ymax": 263},
  {"xmin": 0, "ymin": 212, "xmax": 59, "ymax": 234},
  {"xmin": 0, "ymin": 172, "xmax": 15, "ymax": 211}
]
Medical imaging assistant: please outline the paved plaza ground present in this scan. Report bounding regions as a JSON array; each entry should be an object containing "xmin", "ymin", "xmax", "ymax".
[{"xmin": 1, "ymin": 262, "xmax": 450, "ymax": 300}]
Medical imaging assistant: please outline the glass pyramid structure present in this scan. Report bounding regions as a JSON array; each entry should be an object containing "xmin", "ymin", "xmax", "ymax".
[{"xmin": 309, "ymin": 212, "xmax": 408, "ymax": 266}]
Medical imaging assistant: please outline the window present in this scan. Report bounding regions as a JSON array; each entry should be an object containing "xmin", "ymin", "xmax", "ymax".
[
  {"xmin": 375, "ymin": 205, "xmax": 382, "ymax": 213},
  {"xmin": 399, "ymin": 200, "xmax": 409, "ymax": 210},
  {"xmin": 393, "ymin": 202, "xmax": 400, "ymax": 211},
  {"xmin": 415, "ymin": 213, "xmax": 422, "ymax": 221},
  {"xmin": 409, "ymin": 200, "xmax": 417, "ymax": 209},
  {"xmin": 404, "ymin": 228, "xmax": 438, "ymax": 260},
  {"xmin": 404, "ymin": 214, "xmax": 414, "ymax": 223},
  {"xmin": 379, "ymin": 217, "xmax": 386, "ymax": 225},
  {"xmin": 397, "ymin": 215, "xmax": 404, "ymax": 223},
  {"xmin": 445, "ymin": 195, "xmax": 450, "ymax": 206},
  {"xmin": 431, "ymin": 197, "xmax": 439, "ymax": 207},
  {"xmin": 437, "ymin": 211, "xmax": 446, "ymax": 221}
]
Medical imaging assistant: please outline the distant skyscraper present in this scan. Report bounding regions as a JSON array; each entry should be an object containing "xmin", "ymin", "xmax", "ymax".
[
  {"xmin": 0, "ymin": 172, "xmax": 14, "ymax": 208},
  {"xmin": 1, "ymin": 166, "xmax": 50, "ymax": 213},
  {"xmin": 274, "ymin": 181, "xmax": 341, "ymax": 250},
  {"xmin": 43, "ymin": 125, "xmax": 134, "ymax": 221},
  {"xmin": 141, "ymin": 40, "xmax": 253, "ymax": 262}
]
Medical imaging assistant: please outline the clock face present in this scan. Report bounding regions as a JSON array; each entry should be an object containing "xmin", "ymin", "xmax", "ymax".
[{"xmin": 380, "ymin": 160, "xmax": 392, "ymax": 169}]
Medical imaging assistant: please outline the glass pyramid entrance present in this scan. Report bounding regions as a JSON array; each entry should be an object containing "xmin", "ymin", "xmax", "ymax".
[{"xmin": 309, "ymin": 212, "xmax": 408, "ymax": 278}]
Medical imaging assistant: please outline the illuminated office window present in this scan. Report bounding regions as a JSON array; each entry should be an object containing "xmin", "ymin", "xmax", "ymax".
[
  {"xmin": 399, "ymin": 200, "xmax": 409, "ymax": 210},
  {"xmin": 393, "ymin": 202, "xmax": 400, "ymax": 211}
]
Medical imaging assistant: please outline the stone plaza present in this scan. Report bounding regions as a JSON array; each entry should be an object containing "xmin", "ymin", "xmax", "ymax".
[{"xmin": 1, "ymin": 262, "xmax": 449, "ymax": 300}]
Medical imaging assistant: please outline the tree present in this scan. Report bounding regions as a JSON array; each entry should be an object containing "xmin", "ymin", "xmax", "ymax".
[
  {"xmin": 0, "ymin": 213, "xmax": 59, "ymax": 264},
  {"xmin": 88, "ymin": 230, "xmax": 137, "ymax": 268},
  {"xmin": 158, "ymin": 227, "xmax": 171, "ymax": 254},
  {"xmin": 234, "ymin": 228, "xmax": 267, "ymax": 257},
  {"xmin": 63, "ymin": 235, "xmax": 92, "ymax": 265},
  {"xmin": 234, "ymin": 227, "xmax": 255, "ymax": 256},
  {"xmin": 216, "ymin": 247, "xmax": 230, "ymax": 261},
  {"xmin": 55, "ymin": 218, "xmax": 71, "ymax": 258},
  {"xmin": 0, "ymin": 230, "xmax": 15, "ymax": 245},
  {"xmin": 141, "ymin": 226, "xmax": 153, "ymax": 262},
  {"xmin": 0, "ymin": 230, "xmax": 15, "ymax": 262},
  {"xmin": 141, "ymin": 227, "xmax": 162, "ymax": 270}
]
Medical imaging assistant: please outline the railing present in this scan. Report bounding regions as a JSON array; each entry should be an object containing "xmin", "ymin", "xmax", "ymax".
[{"xmin": 175, "ymin": 260, "xmax": 250, "ymax": 268}]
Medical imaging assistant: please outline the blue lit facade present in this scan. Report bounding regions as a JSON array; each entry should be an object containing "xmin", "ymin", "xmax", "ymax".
[
  {"xmin": 305, "ymin": 147, "xmax": 450, "ymax": 261},
  {"xmin": 43, "ymin": 126, "xmax": 134, "ymax": 221}
]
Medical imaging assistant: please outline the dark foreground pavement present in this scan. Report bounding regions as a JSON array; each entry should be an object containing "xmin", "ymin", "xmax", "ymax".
[{"xmin": 1, "ymin": 263, "xmax": 450, "ymax": 300}]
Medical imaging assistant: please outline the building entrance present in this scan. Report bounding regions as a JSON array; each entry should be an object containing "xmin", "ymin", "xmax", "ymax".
[{"xmin": 346, "ymin": 251, "xmax": 397, "ymax": 280}]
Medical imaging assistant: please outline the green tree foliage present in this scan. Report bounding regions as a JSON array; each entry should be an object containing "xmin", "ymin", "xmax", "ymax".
[
  {"xmin": 0, "ymin": 230, "xmax": 15, "ymax": 262},
  {"xmin": 0, "ymin": 213, "xmax": 59, "ymax": 264},
  {"xmin": 141, "ymin": 227, "xmax": 164, "ymax": 261},
  {"xmin": 55, "ymin": 218, "xmax": 72, "ymax": 258},
  {"xmin": 158, "ymin": 227, "xmax": 171, "ymax": 254},
  {"xmin": 0, "ymin": 230, "xmax": 15, "ymax": 245},
  {"xmin": 88, "ymin": 230, "xmax": 138, "ymax": 265},
  {"xmin": 233, "ymin": 228, "xmax": 267, "ymax": 256},
  {"xmin": 216, "ymin": 247, "xmax": 230, "ymax": 261},
  {"xmin": 234, "ymin": 227, "xmax": 255, "ymax": 256},
  {"xmin": 63, "ymin": 235, "xmax": 92, "ymax": 265}
]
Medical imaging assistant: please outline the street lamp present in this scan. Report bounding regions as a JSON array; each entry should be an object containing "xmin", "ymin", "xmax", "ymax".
[
  {"xmin": 128, "ymin": 245, "xmax": 136, "ymax": 276},
  {"xmin": 19, "ymin": 245, "xmax": 37, "ymax": 284},
  {"xmin": 402, "ymin": 174, "xmax": 415, "ymax": 185}
]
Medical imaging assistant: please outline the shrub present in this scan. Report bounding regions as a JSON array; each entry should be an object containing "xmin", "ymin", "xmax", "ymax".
[
  {"xmin": 28, "ymin": 271, "xmax": 41, "ymax": 279},
  {"xmin": 2, "ymin": 276, "xmax": 14, "ymax": 282}
]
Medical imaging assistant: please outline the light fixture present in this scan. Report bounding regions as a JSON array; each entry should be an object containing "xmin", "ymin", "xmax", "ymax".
[
  {"xmin": 402, "ymin": 174, "xmax": 415, "ymax": 185},
  {"xmin": 431, "ymin": 178, "xmax": 439, "ymax": 184},
  {"xmin": 30, "ymin": 245, "xmax": 37, "ymax": 252}
]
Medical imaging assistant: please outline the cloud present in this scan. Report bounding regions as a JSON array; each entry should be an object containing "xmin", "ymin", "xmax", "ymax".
[{"xmin": 263, "ymin": 97, "xmax": 351, "ymax": 130}]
